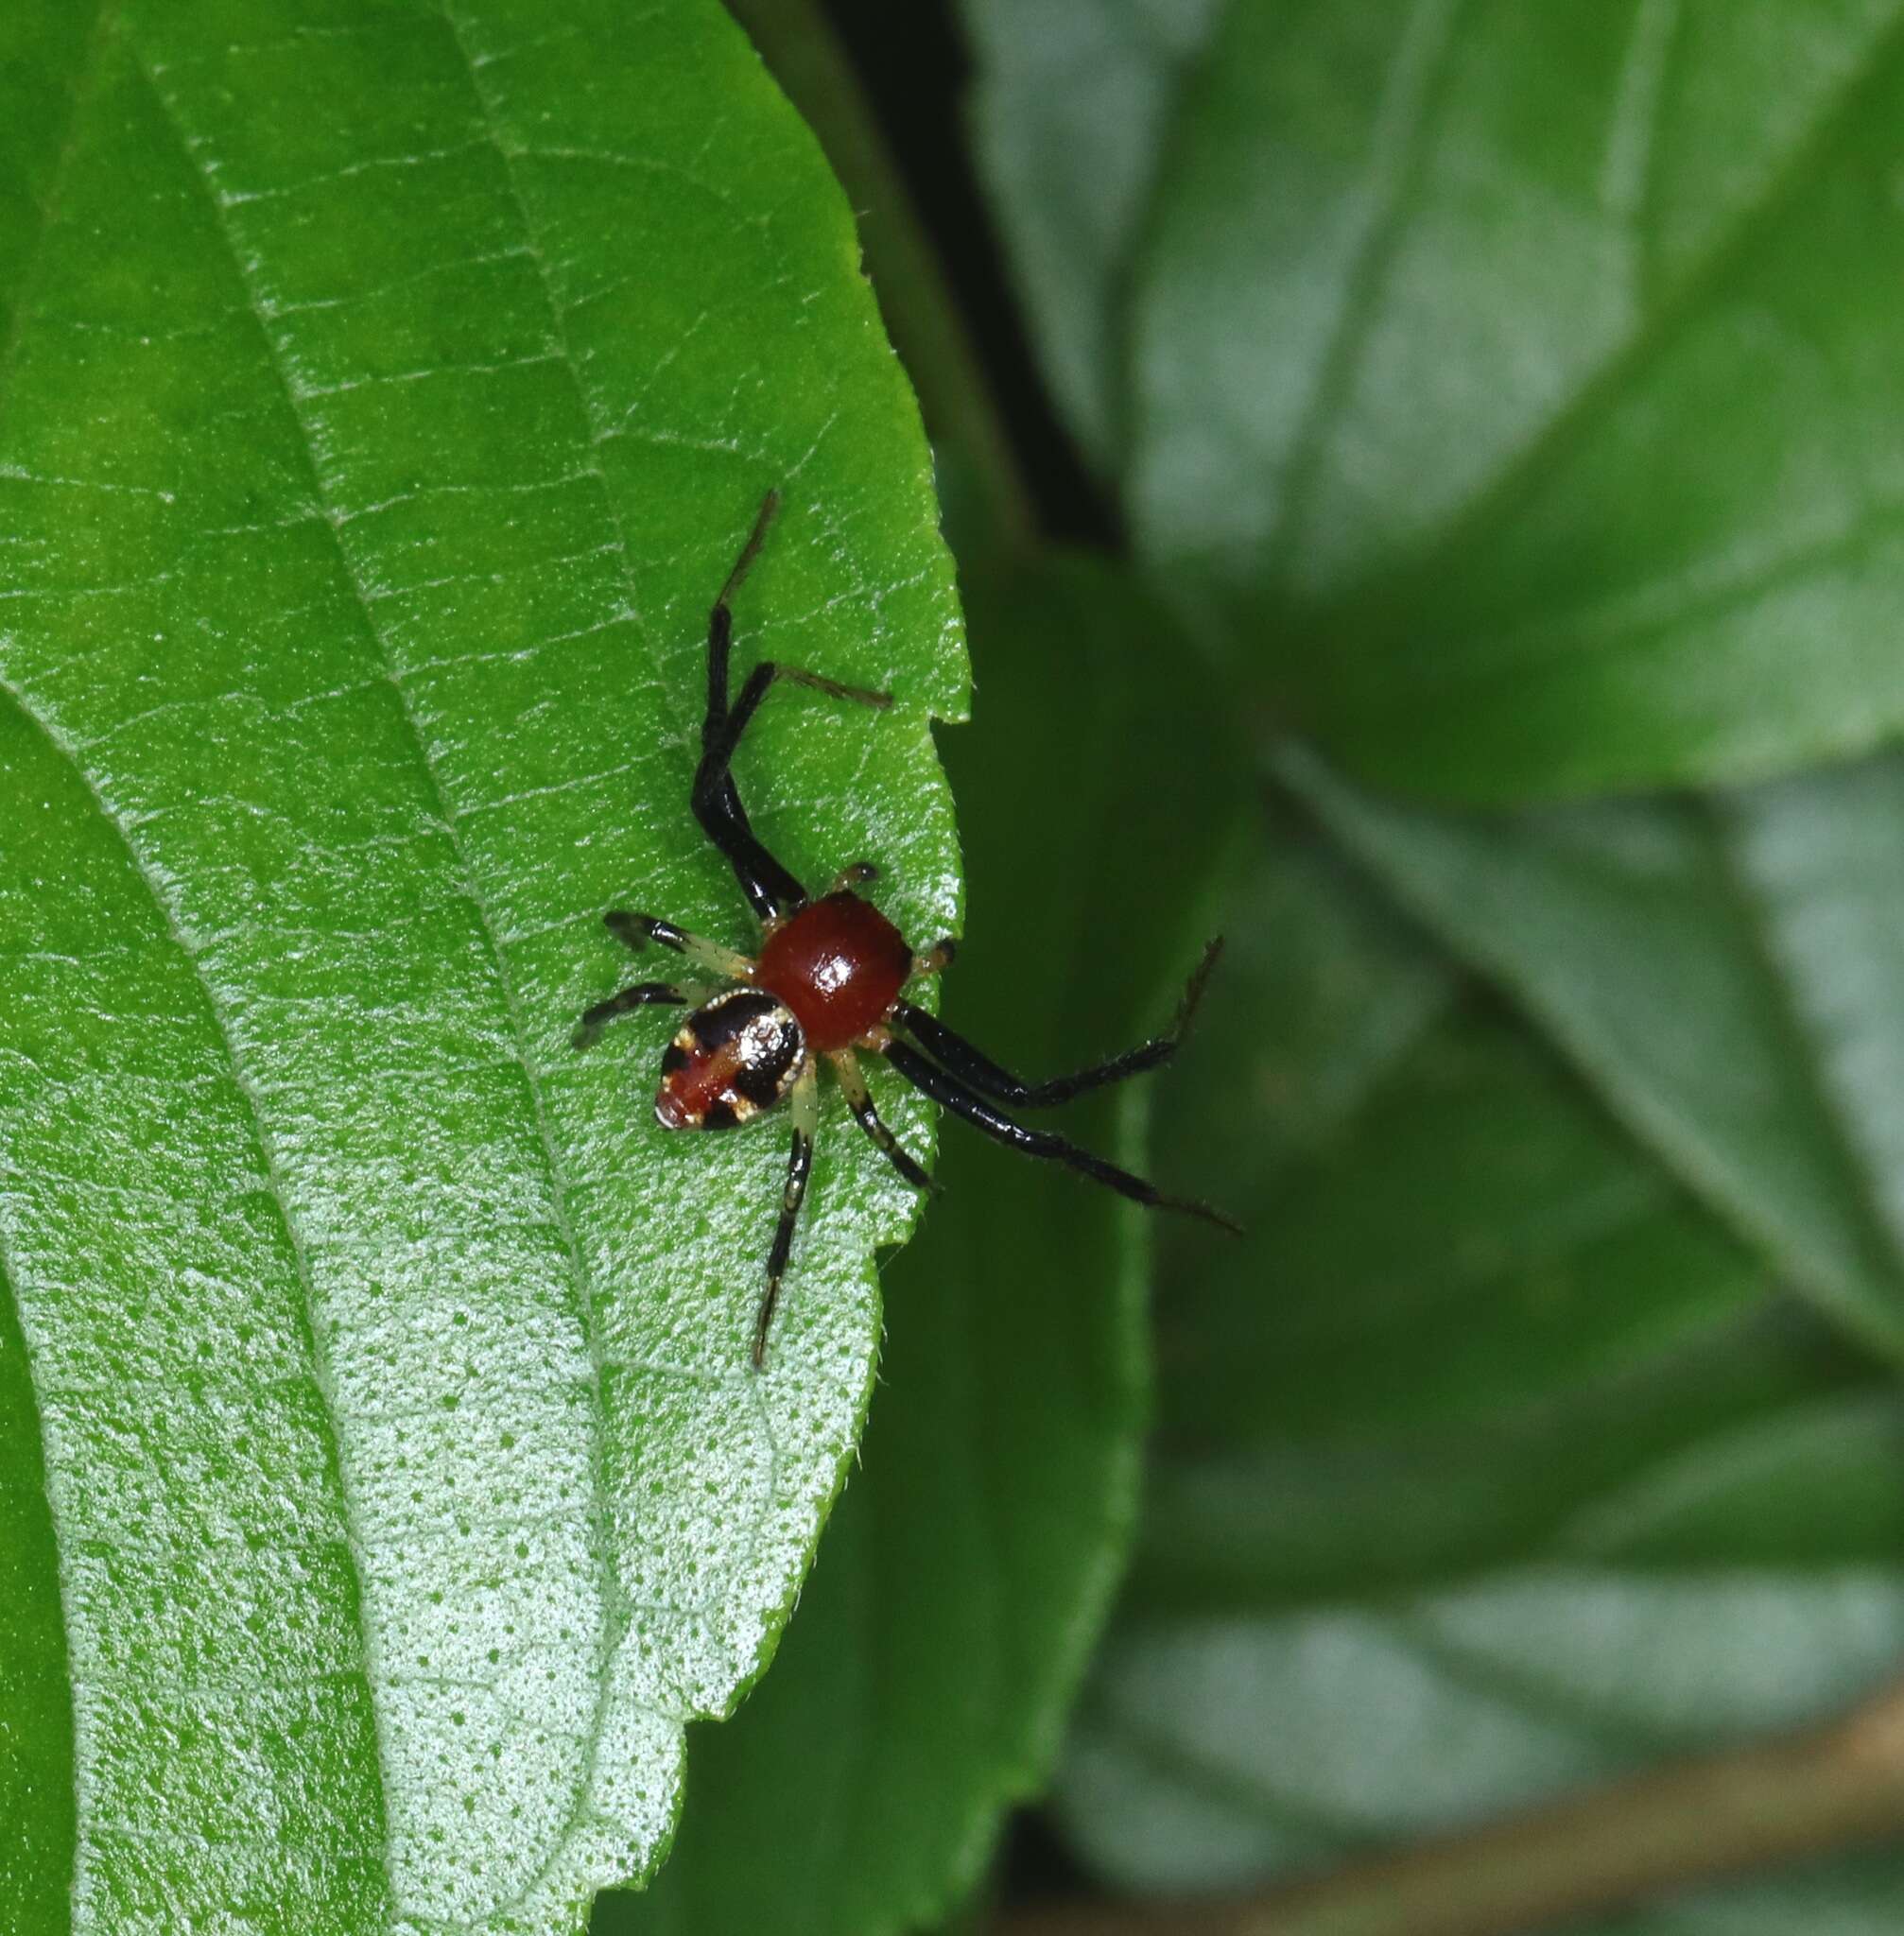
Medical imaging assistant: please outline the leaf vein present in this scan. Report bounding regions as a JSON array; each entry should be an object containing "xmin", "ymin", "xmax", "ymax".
[
  {"xmin": 0, "ymin": 668, "xmax": 395, "ymax": 1903},
  {"xmin": 130, "ymin": 43, "xmax": 657, "ymax": 1915},
  {"xmin": 1262, "ymin": 0, "xmax": 1464, "ymax": 574},
  {"xmin": 1354, "ymin": 1, "xmax": 1904, "ymax": 611}
]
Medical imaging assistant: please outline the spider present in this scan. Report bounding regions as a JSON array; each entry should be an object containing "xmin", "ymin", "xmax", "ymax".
[{"xmin": 575, "ymin": 490, "xmax": 1238, "ymax": 1365}]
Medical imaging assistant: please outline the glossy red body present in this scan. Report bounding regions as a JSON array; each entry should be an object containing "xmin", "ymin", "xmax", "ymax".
[{"xmin": 755, "ymin": 890, "xmax": 912, "ymax": 1052}]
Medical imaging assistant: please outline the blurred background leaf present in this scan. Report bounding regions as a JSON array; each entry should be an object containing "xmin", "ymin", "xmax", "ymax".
[
  {"xmin": 1284, "ymin": 747, "xmax": 1904, "ymax": 1360},
  {"xmin": 1054, "ymin": 806, "xmax": 1904, "ymax": 1912},
  {"xmin": 967, "ymin": 0, "xmax": 1904, "ymax": 799},
  {"xmin": 946, "ymin": 6, "xmax": 1904, "ymax": 1922}
]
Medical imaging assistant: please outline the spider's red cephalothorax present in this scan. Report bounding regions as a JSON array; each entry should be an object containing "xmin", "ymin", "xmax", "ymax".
[
  {"xmin": 576, "ymin": 489, "xmax": 1237, "ymax": 1367},
  {"xmin": 755, "ymin": 890, "xmax": 913, "ymax": 1051}
]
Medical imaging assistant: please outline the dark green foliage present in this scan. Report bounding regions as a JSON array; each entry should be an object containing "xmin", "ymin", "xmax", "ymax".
[{"xmin": 13, "ymin": 5, "xmax": 1904, "ymax": 1935}]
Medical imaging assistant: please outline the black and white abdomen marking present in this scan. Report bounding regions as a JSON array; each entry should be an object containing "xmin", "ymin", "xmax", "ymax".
[{"xmin": 655, "ymin": 988, "xmax": 805, "ymax": 1131}]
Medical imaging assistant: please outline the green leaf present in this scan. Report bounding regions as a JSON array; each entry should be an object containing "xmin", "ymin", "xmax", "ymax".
[
  {"xmin": 1284, "ymin": 744, "xmax": 1904, "ymax": 1361},
  {"xmin": 0, "ymin": 1259, "xmax": 72, "ymax": 1934},
  {"xmin": 597, "ymin": 556, "xmax": 1249, "ymax": 1936},
  {"xmin": 1050, "ymin": 807, "xmax": 1904, "ymax": 1916},
  {"xmin": 0, "ymin": 2, "xmax": 963, "ymax": 1928},
  {"xmin": 968, "ymin": 0, "xmax": 1904, "ymax": 799}
]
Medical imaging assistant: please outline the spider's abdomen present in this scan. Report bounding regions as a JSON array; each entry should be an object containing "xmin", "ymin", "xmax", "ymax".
[
  {"xmin": 656, "ymin": 989, "xmax": 804, "ymax": 1131},
  {"xmin": 755, "ymin": 890, "xmax": 912, "ymax": 1052}
]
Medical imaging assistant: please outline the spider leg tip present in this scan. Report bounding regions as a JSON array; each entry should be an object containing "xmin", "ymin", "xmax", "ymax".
[{"xmin": 752, "ymin": 1280, "xmax": 784, "ymax": 1368}]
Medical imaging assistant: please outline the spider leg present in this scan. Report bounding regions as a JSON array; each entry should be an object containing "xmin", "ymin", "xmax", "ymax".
[
  {"xmin": 830, "ymin": 1047, "xmax": 935, "ymax": 1193},
  {"xmin": 829, "ymin": 860, "xmax": 881, "ymax": 895},
  {"xmin": 695, "ymin": 490, "xmax": 891, "ymax": 925},
  {"xmin": 754, "ymin": 1059, "xmax": 821, "ymax": 1366},
  {"xmin": 572, "ymin": 980, "xmax": 697, "ymax": 1051},
  {"xmin": 604, "ymin": 910, "xmax": 753, "ymax": 982},
  {"xmin": 910, "ymin": 936, "xmax": 957, "ymax": 979},
  {"xmin": 891, "ymin": 938, "xmax": 1222, "ymax": 1109},
  {"xmin": 881, "ymin": 1039, "xmax": 1240, "ymax": 1235}
]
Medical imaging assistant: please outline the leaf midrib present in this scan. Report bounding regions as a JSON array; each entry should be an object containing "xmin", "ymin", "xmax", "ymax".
[
  {"xmin": 0, "ymin": 666, "xmax": 394, "ymax": 1887},
  {"xmin": 127, "ymin": 24, "xmax": 656, "ymax": 1915},
  {"xmin": 1284, "ymin": 751, "xmax": 1904, "ymax": 1365},
  {"xmin": 1694, "ymin": 796, "xmax": 1904, "ymax": 1340},
  {"xmin": 1258, "ymin": 0, "xmax": 1463, "ymax": 580}
]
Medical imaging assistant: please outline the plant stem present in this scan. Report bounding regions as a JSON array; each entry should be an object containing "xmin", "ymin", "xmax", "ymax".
[
  {"xmin": 723, "ymin": 0, "xmax": 1036, "ymax": 551},
  {"xmin": 1001, "ymin": 1674, "xmax": 1904, "ymax": 1936}
]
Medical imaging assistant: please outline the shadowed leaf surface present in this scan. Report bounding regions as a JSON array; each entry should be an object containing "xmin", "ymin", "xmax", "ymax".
[{"xmin": 0, "ymin": 2, "xmax": 963, "ymax": 1929}]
